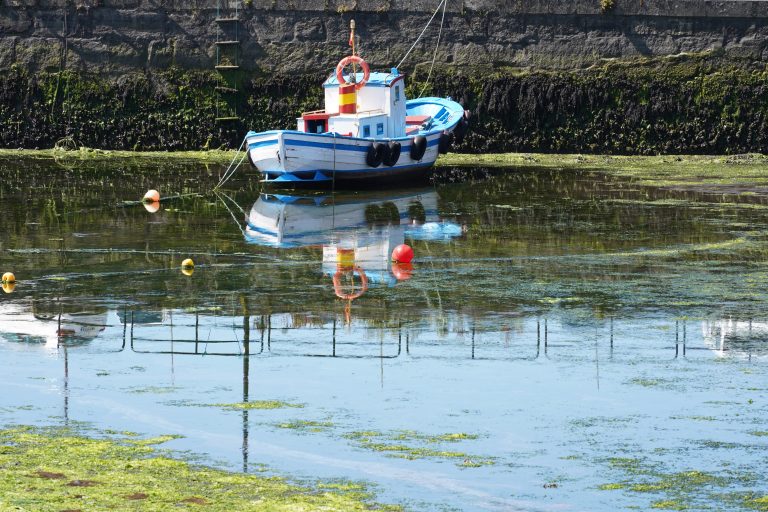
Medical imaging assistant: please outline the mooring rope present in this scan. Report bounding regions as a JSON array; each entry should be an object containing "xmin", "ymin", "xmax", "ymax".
[
  {"xmin": 395, "ymin": 0, "xmax": 448, "ymax": 70},
  {"xmin": 215, "ymin": 136, "xmax": 248, "ymax": 190},
  {"xmin": 418, "ymin": 0, "xmax": 447, "ymax": 98}
]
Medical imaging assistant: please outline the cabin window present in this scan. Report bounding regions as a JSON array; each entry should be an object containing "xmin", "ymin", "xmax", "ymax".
[
  {"xmin": 363, "ymin": 125, "xmax": 371, "ymax": 137},
  {"xmin": 395, "ymin": 86, "xmax": 400, "ymax": 102},
  {"xmin": 305, "ymin": 119, "xmax": 327, "ymax": 134},
  {"xmin": 376, "ymin": 123, "xmax": 384, "ymax": 135}
]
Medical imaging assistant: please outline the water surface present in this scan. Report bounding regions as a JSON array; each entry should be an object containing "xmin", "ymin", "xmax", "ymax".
[{"xmin": 1, "ymin": 155, "xmax": 767, "ymax": 511}]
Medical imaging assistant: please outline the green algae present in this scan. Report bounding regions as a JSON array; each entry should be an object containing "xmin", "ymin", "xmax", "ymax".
[
  {"xmin": 0, "ymin": 148, "xmax": 235, "ymax": 163},
  {"xmin": 599, "ymin": 455, "xmax": 764, "ymax": 511},
  {"xmin": 650, "ymin": 499, "xmax": 689, "ymax": 510},
  {"xmin": 670, "ymin": 415, "xmax": 718, "ymax": 422},
  {"xmin": 627, "ymin": 377, "xmax": 683, "ymax": 389},
  {"xmin": 212, "ymin": 401, "xmax": 304, "ymax": 411},
  {"xmin": 0, "ymin": 426, "xmax": 400, "ymax": 511},
  {"xmin": 387, "ymin": 430, "xmax": 479, "ymax": 444},
  {"xmin": 126, "ymin": 386, "xmax": 183, "ymax": 394},
  {"xmin": 343, "ymin": 430, "xmax": 493, "ymax": 468},
  {"xmin": 629, "ymin": 378, "xmax": 665, "ymax": 388},
  {"xmin": 126, "ymin": 434, "xmax": 184, "ymax": 447},
  {"xmin": 748, "ymin": 431, "xmax": 768, "ymax": 437},
  {"xmin": 606, "ymin": 457, "xmax": 650, "ymax": 475},
  {"xmin": 440, "ymin": 153, "xmax": 768, "ymax": 193},
  {"xmin": 746, "ymin": 495, "xmax": 768, "ymax": 510},
  {"xmin": 599, "ymin": 483, "xmax": 626, "ymax": 490},
  {"xmin": 276, "ymin": 419, "xmax": 334, "ymax": 433}
]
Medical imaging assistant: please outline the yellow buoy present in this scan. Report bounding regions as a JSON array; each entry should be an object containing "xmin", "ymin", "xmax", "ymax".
[
  {"xmin": 2, "ymin": 282, "xmax": 15, "ymax": 294},
  {"xmin": 2, "ymin": 272, "xmax": 15, "ymax": 283},
  {"xmin": 181, "ymin": 259, "xmax": 194, "ymax": 276},
  {"xmin": 143, "ymin": 189, "xmax": 160, "ymax": 203}
]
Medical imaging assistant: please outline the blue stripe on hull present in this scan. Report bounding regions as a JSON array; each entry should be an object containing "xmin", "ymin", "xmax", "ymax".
[
  {"xmin": 248, "ymin": 139, "xmax": 278, "ymax": 150},
  {"xmin": 261, "ymin": 163, "xmax": 435, "ymax": 186},
  {"xmin": 283, "ymin": 137, "xmax": 439, "ymax": 152},
  {"xmin": 263, "ymin": 161, "xmax": 435, "ymax": 177}
]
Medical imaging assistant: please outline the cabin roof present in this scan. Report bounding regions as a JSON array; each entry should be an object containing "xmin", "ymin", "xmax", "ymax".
[{"xmin": 324, "ymin": 70, "xmax": 404, "ymax": 88}]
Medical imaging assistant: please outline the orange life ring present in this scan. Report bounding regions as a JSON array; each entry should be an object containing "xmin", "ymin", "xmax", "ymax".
[
  {"xmin": 333, "ymin": 266, "xmax": 369, "ymax": 300},
  {"xmin": 335, "ymin": 55, "xmax": 370, "ymax": 91}
]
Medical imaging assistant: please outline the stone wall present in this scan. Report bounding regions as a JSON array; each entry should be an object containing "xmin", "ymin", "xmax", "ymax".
[{"xmin": 2, "ymin": 0, "xmax": 768, "ymax": 74}]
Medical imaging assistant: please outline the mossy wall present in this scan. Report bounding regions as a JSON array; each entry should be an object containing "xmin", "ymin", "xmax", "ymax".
[{"xmin": 2, "ymin": 54, "xmax": 768, "ymax": 154}]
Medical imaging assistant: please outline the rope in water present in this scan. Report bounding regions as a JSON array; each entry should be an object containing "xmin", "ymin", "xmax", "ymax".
[{"xmin": 215, "ymin": 190, "xmax": 248, "ymax": 237}]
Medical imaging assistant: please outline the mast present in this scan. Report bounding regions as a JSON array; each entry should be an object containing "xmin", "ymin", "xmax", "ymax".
[{"xmin": 350, "ymin": 20, "xmax": 357, "ymax": 78}]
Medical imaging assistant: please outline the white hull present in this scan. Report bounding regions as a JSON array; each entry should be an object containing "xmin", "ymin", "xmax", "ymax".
[{"xmin": 246, "ymin": 130, "xmax": 443, "ymax": 183}]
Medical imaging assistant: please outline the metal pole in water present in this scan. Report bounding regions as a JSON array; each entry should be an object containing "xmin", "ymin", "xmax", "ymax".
[
  {"xmin": 471, "ymin": 325, "xmax": 475, "ymax": 359},
  {"xmin": 195, "ymin": 310, "xmax": 200, "ymax": 354},
  {"xmin": 241, "ymin": 295, "xmax": 250, "ymax": 473}
]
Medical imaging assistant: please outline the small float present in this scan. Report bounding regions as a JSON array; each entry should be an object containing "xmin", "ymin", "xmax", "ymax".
[{"xmin": 242, "ymin": 20, "xmax": 469, "ymax": 187}]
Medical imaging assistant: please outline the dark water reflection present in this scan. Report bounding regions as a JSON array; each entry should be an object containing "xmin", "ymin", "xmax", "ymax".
[{"xmin": 0, "ymin": 156, "xmax": 767, "ymax": 511}]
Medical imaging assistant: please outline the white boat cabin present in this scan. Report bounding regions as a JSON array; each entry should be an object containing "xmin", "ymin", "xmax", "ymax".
[{"xmin": 296, "ymin": 69, "xmax": 408, "ymax": 139}]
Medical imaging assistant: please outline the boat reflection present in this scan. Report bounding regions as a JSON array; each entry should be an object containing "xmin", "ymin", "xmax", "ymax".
[
  {"xmin": 244, "ymin": 189, "xmax": 462, "ymax": 299},
  {"xmin": 0, "ymin": 300, "xmax": 108, "ymax": 351},
  {"xmin": 701, "ymin": 319, "xmax": 768, "ymax": 360}
]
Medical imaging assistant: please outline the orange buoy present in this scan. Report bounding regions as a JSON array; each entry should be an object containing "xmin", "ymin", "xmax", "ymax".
[
  {"xmin": 391, "ymin": 262, "xmax": 413, "ymax": 281},
  {"xmin": 2, "ymin": 272, "xmax": 15, "ymax": 283},
  {"xmin": 2, "ymin": 282, "xmax": 15, "ymax": 294},
  {"xmin": 143, "ymin": 201, "xmax": 160, "ymax": 213},
  {"xmin": 143, "ymin": 189, "xmax": 160, "ymax": 203},
  {"xmin": 391, "ymin": 244, "xmax": 414, "ymax": 263}
]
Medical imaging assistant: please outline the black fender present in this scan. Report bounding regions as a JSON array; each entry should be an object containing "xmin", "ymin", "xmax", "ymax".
[
  {"xmin": 410, "ymin": 135, "xmax": 427, "ymax": 161},
  {"xmin": 366, "ymin": 142, "xmax": 386, "ymax": 167},
  {"xmin": 453, "ymin": 117, "xmax": 469, "ymax": 144},
  {"xmin": 384, "ymin": 141, "xmax": 401, "ymax": 166},
  {"xmin": 438, "ymin": 132, "xmax": 452, "ymax": 154}
]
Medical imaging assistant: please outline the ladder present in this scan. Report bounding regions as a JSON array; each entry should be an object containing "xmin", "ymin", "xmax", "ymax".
[{"xmin": 215, "ymin": 0, "xmax": 241, "ymax": 122}]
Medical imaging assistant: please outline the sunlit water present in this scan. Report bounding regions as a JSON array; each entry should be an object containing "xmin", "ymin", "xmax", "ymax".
[{"xmin": 0, "ymin": 156, "xmax": 766, "ymax": 511}]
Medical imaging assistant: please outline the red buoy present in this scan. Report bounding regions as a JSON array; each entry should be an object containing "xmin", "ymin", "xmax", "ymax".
[
  {"xmin": 391, "ymin": 262, "xmax": 413, "ymax": 281},
  {"xmin": 391, "ymin": 244, "xmax": 414, "ymax": 263}
]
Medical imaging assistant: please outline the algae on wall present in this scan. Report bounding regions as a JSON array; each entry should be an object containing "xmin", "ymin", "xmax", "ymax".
[{"xmin": 2, "ymin": 53, "xmax": 768, "ymax": 154}]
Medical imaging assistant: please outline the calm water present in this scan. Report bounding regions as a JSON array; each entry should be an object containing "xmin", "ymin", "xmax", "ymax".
[{"xmin": 1, "ymin": 155, "xmax": 767, "ymax": 511}]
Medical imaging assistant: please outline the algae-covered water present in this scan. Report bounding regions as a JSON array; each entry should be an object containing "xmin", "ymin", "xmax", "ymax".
[{"xmin": 0, "ymin": 155, "xmax": 767, "ymax": 511}]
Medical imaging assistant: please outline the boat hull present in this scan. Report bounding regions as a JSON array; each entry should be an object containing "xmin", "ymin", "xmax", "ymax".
[{"xmin": 245, "ymin": 130, "xmax": 441, "ymax": 187}]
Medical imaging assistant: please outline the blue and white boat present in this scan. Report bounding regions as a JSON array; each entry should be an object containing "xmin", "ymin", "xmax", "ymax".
[{"xmin": 244, "ymin": 27, "xmax": 468, "ymax": 186}]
